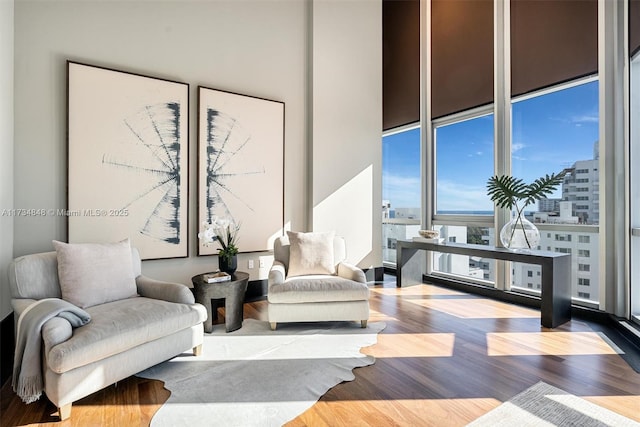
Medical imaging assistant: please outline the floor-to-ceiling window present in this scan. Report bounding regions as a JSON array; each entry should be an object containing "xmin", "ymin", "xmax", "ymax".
[
  {"xmin": 510, "ymin": 78, "xmax": 600, "ymax": 304},
  {"xmin": 422, "ymin": 0, "xmax": 601, "ymax": 306},
  {"xmin": 382, "ymin": 0, "xmax": 635, "ymax": 321},
  {"xmin": 426, "ymin": 79, "xmax": 600, "ymax": 301},
  {"xmin": 382, "ymin": 125, "xmax": 421, "ymax": 266},
  {"xmin": 427, "ymin": 0, "xmax": 495, "ymax": 285},
  {"xmin": 431, "ymin": 109, "xmax": 496, "ymax": 285}
]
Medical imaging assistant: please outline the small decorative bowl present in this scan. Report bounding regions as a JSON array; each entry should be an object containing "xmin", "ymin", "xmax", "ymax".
[{"xmin": 418, "ymin": 230, "xmax": 439, "ymax": 239}]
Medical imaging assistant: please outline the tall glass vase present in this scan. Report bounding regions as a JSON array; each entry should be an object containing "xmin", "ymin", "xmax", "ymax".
[{"xmin": 500, "ymin": 212, "xmax": 540, "ymax": 251}]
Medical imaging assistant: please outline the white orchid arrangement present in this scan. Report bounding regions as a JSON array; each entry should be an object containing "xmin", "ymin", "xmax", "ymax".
[{"xmin": 198, "ymin": 216, "xmax": 240, "ymax": 260}]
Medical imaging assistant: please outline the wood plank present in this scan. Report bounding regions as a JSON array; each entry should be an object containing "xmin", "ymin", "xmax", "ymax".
[{"xmin": 1, "ymin": 277, "xmax": 639, "ymax": 426}]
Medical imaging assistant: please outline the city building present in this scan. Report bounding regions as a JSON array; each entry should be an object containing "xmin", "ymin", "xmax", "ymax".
[{"xmin": 561, "ymin": 143, "xmax": 600, "ymax": 225}]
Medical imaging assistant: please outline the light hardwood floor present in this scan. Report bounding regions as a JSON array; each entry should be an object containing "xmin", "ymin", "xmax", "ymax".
[{"xmin": 2, "ymin": 277, "xmax": 640, "ymax": 426}]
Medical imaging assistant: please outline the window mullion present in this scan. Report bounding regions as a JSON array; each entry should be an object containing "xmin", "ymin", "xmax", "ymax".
[
  {"xmin": 423, "ymin": 0, "xmax": 434, "ymax": 275},
  {"xmin": 494, "ymin": 0, "xmax": 511, "ymax": 290},
  {"xmin": 598, "ymin": 0, "xmax": 627, "ymax": 316}
]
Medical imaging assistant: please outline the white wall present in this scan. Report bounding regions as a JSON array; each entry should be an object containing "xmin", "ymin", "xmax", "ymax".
[
  {"xmin": 311, "ymin": 0, "xmax": 382, "ymax": 268},
  {"xmin": 13, "ymin": 0, "xmax": 382, "ymax": 286},
  {"xmin": 0, "ymin": 0, "xmax": 14, "ymax": 319},
  {"xmin": 14, "ymin": 0, "xmax": 307, "ymax": 283}
]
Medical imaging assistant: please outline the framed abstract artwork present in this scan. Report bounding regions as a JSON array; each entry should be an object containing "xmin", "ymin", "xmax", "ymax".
[
  {"xmin": 197, "ymin": 86, "xmax": 284, "ymax": 255},
  {"xmin": 67, "ymin": 61, "xmax": 189, "ymax": 259}
]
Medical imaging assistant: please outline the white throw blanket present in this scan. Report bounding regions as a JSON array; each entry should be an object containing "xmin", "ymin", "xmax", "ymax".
[{"xmin": 12, "ymin": 298, "xmax": 91, "ymax": 404}]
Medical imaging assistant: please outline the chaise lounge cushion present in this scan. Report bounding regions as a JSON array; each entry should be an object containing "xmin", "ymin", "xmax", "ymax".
[
  {"xmin": 53, "ymin": 239, "xmax": 138, "ymax": 308},
  {"xmin": 268, "ymin": 275, "xmax": 369, "ymax": 304},
  {"xmin": 46, "ymin": 297, "xmax": 207, "ymax": 374}
]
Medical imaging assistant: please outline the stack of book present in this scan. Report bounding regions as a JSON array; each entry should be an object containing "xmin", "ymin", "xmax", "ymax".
[{"xmin": 202, "ymin": 271, "xmax": 232, "ymax": 283}]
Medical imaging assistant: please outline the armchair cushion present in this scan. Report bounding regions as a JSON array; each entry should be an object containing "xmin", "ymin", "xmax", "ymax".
[
  {"xmin": 53, "ymin": 239, "xmax": 138, "ymax": 308},
  {"xmin": 268, "ymin": 275, "xmax": 369, "ymax": 304},
  {"xmin": 286, "ymin": 231, "xmax": 336, "ymax": 277}
]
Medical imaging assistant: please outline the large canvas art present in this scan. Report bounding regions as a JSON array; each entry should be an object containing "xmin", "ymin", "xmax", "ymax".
[
  {"xmin": 198, "ymin": 87, "xmax": 284, "ymax": 255},
  {"xmin": 67, "ymin": 61, "xmax": 189, "ymax": 259}
]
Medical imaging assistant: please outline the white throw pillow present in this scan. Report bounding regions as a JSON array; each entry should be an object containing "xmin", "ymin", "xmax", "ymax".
[
  {"xmin": 53, "ymin": 239, "xmax": 138, "ymax": 308},
  {"xmin": 286, "ymin": 231, "xmax": 336, "ymax": 278}
]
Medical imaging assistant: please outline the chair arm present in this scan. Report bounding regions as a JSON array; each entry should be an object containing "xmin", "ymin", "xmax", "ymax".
[
  {"xmin": 43, "ymin": 317, "xmax": 73, "ymax": 355},
  {"xmin": 268, "ymin": 260, "xmax": 286, "ymax": 290},
  {"xmin": 337, "ymin": 262, "xmax": 366, "ymax": 283},
  {"xmin": 136, "ymin": 275, "xmax": 195, "ymax": 304}
]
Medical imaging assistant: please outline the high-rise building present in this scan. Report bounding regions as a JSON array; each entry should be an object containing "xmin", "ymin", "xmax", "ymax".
[
  {"xmin": 515, "ymin": 139, "xmax": 600, "ymax": 301},
  {"xmin": 538, "ymin": 198, "xmax": 561, "ymax": 213},
  {"xmin": 561, "ymin": 141, "xmax": 600, "ymax": 225}
]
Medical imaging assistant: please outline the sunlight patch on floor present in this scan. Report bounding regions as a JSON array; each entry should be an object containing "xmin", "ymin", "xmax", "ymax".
[
  {"xmin": 367, "ymin": 308, "xmax": 399, "ymax": 322},
  {"xmin": 486, "ymin": 332, "xmax": 621, "ymax": 356},
  {"xmin": 371, "ymin": 283, "xmax": 466, "ymax": 296},
  {"xmin": 291, "ymin": 398, "xmax": 502, "ymax": 426},
  {"xmin": 583, "ymin": 395, "xmax": 640, "ymax": 422},
  {"xmin": 407, "ymin": 298, "xmax": 540, "ymax": 319},
  {"xmin": 362, "ymin": 333, "xmax": 456, "ymax": 358}
]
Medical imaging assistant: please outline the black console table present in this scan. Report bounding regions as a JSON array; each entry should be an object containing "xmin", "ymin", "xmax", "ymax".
[{"xmin": 396, "ymin": 240, "xmax": 572, "ymax": 328}]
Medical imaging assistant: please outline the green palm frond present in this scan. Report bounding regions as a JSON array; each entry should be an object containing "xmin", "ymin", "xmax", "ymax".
[
  {"xmin": 487, "ymin": 171, "xmax": 566, "ymax": 212},
  {"xmin": 486, "ymin": 175, "xmax": 527, "ymax": 210},
  {"xmin": 521, "ymin": 172, "xmax": 566, "ymax": 207}
]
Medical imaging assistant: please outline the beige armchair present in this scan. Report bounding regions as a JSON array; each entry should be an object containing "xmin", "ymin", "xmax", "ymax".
[{"xmin": 267, "ymin": 231, "xmax": 370, "ymax": 330}]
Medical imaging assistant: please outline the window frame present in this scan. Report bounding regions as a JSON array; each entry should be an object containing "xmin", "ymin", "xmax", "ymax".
[
  {"xmin": 425, "ymin": 77, "xmax": 600, "ymax": 302},
  {"xmin": 381, "ymin": 122, "xmax": 422, "ymax": 268},
  {"xmin": 431, "ymin": 104, "xmax": 495, "ymax": 228}
]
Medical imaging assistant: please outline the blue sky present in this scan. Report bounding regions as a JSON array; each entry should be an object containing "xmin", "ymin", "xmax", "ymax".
[{"xmin": 383, "ymin": 80, "xmax": 599, "ymax": 211}]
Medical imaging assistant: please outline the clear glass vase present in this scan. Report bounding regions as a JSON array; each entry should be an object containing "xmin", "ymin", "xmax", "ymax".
[{"xmin": 500, "ymin": 212, "xmax": 540, "ymax": 250}]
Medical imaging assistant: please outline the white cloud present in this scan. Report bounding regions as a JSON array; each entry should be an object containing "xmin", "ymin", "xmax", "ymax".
[
  {"xmin": 436, "ymin": 180, "xmax": 494, "ymax": 212},
  {"xmin": 383, "ymin": 173, "xmax": 421, "ymax": 209},
  {"xmin": 571, "ymin": 114, "xmax": 598, "ymax": 124},
  {"xmin": 549, "ymin": 113, "xmax": 598, "ymax": 127},
  {"xmin": 512, "ymin": 142, "xmax": 526, "ymax": 153}
]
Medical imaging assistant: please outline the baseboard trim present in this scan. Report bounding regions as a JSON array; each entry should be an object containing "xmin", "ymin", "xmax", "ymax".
[
  {"xmin": 583, "ymin": 314, "xmax": 640, "ymax": 373},
  {"xmin": 1, "ymin": 312, "xmax": 14, "ymax": 386}
]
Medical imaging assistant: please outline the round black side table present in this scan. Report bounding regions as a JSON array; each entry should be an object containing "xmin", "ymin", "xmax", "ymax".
[{"xmin": 192, "ymin": 271, "xmax": 249, "ymax": 333}]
